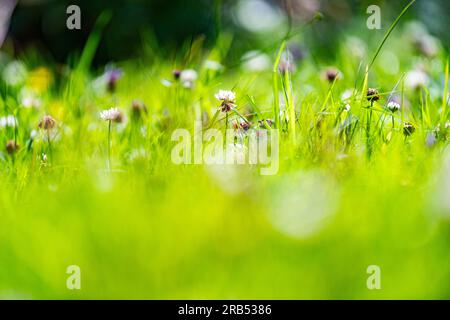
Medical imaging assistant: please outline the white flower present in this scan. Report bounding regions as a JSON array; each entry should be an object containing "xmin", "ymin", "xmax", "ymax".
[
  {"xmin": 405, "ymin": 69, "xmax": 428, "ymax": 90},
  {"xmin": 215, "ymin": 90, "xmax": 236, "ymax": 103},
  {"xmin": 180, "ymin": 69, "xmax": 198, "ymax": 88},
  {"xmin": 20, "ymin": 89, "xmax": 42, "ymax": 109},
  {"xmin": 0, "ymin": 115, "xmax": 17, "ymax": 128},
  {"xmin": 386, "ymin": 101, "xmax": 400, "ymax": 112},
  {"xmin": 344, "ymin": 104, "xmax": 351, "ymax": 112},
  {"xmin": 100, "ymin": 107, "xmax": 123, "ymax": 122},
  {"xmin": 204, "ymin": 60, "xmax": 223, "ymax": 71}
]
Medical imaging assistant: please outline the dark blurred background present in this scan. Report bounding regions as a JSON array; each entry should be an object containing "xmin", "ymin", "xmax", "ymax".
[{"xmin": 2, "ymin": 0, "xmax": 449, "ymax": 64}]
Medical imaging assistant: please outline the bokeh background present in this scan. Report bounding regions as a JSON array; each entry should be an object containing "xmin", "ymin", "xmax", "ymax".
[{"xmin": 3, "ymin": 0, "xmax": 449, "ymax": 64}]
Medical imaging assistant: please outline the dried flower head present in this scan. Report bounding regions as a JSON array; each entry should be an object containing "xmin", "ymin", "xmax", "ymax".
[
  {"xmin": 172, "ymin": 69, "xmax": 182, "ymax": 80},
  {"xmin": 324, "ymin": 68, "xmax": 340, "ymax": 82},
  {"xmin": 105, "ymin": 68, "xmax": 123, "ymax": 93},
  {"xmin": 38, "ymin": 115, "xmax": 56, "ymax": 130},
  {"xmin": 233, "ymin": 120, "xmax": 251, "ymax": 131},
  {"xmin": 366, "ymin": 88, "xmax": 380, "ymax": 102},
  {"xmin": 386, "ymin": 101, "xmax": 400, "ymax": 113},
  {"xmin": 131, "ymin": 100, "xmax": 148, "ymax": 120},
  {"xmin": 100, "ymin": 107, "xmax": 124, "ymax": 123},
  {"xmin": 403, "ymin": 122, "xmax": 416, "ymax": 136},
  {"xmin": 6, "ymin": 140, "xmax": 19, "ymax": 155}
]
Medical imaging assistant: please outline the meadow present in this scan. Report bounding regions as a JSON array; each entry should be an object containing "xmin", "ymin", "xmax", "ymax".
[{"xmin": 0, "ymin": 1, "xmax": 449, "ymax": 299}]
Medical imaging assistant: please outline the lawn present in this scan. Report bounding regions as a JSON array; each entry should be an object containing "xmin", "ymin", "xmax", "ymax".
[{"xmin": 0, "ymin": 0, "xmax": 449, "ymax": 299}]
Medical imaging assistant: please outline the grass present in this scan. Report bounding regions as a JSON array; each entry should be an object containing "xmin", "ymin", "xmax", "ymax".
[{"xmin": 0, "ymin": 3, "xmax": 449, "ymax": 299}]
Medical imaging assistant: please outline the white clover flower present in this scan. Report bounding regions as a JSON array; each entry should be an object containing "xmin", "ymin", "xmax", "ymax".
[
  {"xmin": 405, "ymin": 69, "xmax": 428, "ymax": 90},
  {"xmin": 0, "ymin": 115, "xmax": 17, "ymax": 128},
  {"xmin": 215, "ymin": 90, "xmax": 236, "ymax": 103},
  {"xmin": 386, "ymin": 101, "xmax": 400, "ymax": 112},
  {"xmin": 180, "ymin": 69, "xmax": 198, "ymax": 88},
  {"xmin": 100, "ymin": 107, "xmax": 124, "ymax": 123}
]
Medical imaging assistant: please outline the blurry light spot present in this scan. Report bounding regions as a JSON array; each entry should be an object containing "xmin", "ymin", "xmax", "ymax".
[
  {"xmin": 235, "ymin": 0, "xmax": 285, "ymax": 33},
  {"xmin": 266, "ymin": 171, "xmax": 339, "ymax": 239}
]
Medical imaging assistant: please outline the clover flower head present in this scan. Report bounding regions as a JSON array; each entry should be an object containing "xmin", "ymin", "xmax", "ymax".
[
  {"xmin": 324, "ymin": 67, "xmax": 340, "ymax": 82},
  {"xmin": 38, "ymin": 115, "xmax": 56, "ymax": 130},
  {"xmin": 215, "ymin": 90, "xmax": 236, "ymax": 103},
  {"xmin": 104, "ymin": 68, "xmax": 123, "ymax": 93},
  {"xmin": 180, "ymin": 69, "xmax": 198, "ymax": 89},
  {"xmin": 100, "ymin": 107, "xmax": 124, "ymax": 123},
  {"xmin": 0, "ymin": 115, "xmax": 17, "ymax": 128},
  {"xmin": 403, "ymin": 122, "xmax": 416, "ymax": 136},
  {"xmin": 386, "ymin": 101, "xmax": 400, "ymax": 113},
  {"xmin": 366, "ymin": 88, "xmax": 380, "ymax": 102}
]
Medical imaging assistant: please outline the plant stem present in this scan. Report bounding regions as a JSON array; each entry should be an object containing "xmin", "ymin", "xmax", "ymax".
[{"xmin": 107, "ymin": 120, "xmax": 112, "ymax": 171}]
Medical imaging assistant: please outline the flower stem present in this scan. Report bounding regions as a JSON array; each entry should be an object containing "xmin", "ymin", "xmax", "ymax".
[{"xmin": 107, "ymin": 120, "xmax": 112, "ymax": 171}]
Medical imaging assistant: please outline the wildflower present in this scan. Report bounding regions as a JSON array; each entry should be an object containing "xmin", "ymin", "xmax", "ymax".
[
  {"xmin": 323, "ymin": 67, "xmax": 340, "ymax": 82},
  {"xmin": 403, "ymin": 122, "xmax": 415, "ymax": 136},
  {"xmin": 5, "ymin": 140, "xmax": 19, "ymax": 155},
  {"xmin": 426, "ymin": 132, "xmax": 437, "ymax": 147},
  {"xmin": 180, "ymin": 69, "xmax": 198, "ymax": 89},
  {"xmin": 172, "ymin": 69, "xmax": 182, "ymax": 80},
  {"xmin": 131, "ymin": 100, "xmax": 148, "ymax": 120},
  {"xmin": 386, "ymin": 101, "xmax": 400, "ymax": 113},
  {"xmin": 104, "ymin": 68, "xmax": 123, "ymax": 93},
  {"xmin": 215, "ymin": 90, "xmax": 236, "ymax": 112},
  {"xmin": 233, "ymin": 120, "xmax": 251, "ymax": 131},
  {"xmin": 278, "ymin": 57, "xmax": 296, "ymax": 74},
  {"xmin": 204, "ymin": 60, "xmax": 224, "ymax": 71},
  {"xmin": 343, "ymin": 104, "xmax": 351, "ymax": 112},
  {"xmin": 405, "ymin": 69, "xmax": 428, "ymax": 90},
  {"xmin": 366, "ymin": 88, "xmax": 380, "ymax": 102},
  {"xmin": 100, "ymin": 107, "xmax": 124, "ymax": 123},
  {"xmin": 38, "ymin": 115, "xmax": 56, "ymax": 130},
  {"xmin": 0, "ymin": 115, "xmax": 17, "ymax": 128}
]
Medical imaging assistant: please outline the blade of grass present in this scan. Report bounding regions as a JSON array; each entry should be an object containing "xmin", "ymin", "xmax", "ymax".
[{"xmin": 273, "ymin": 41, "xmax": 286, "ymax": 129}]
